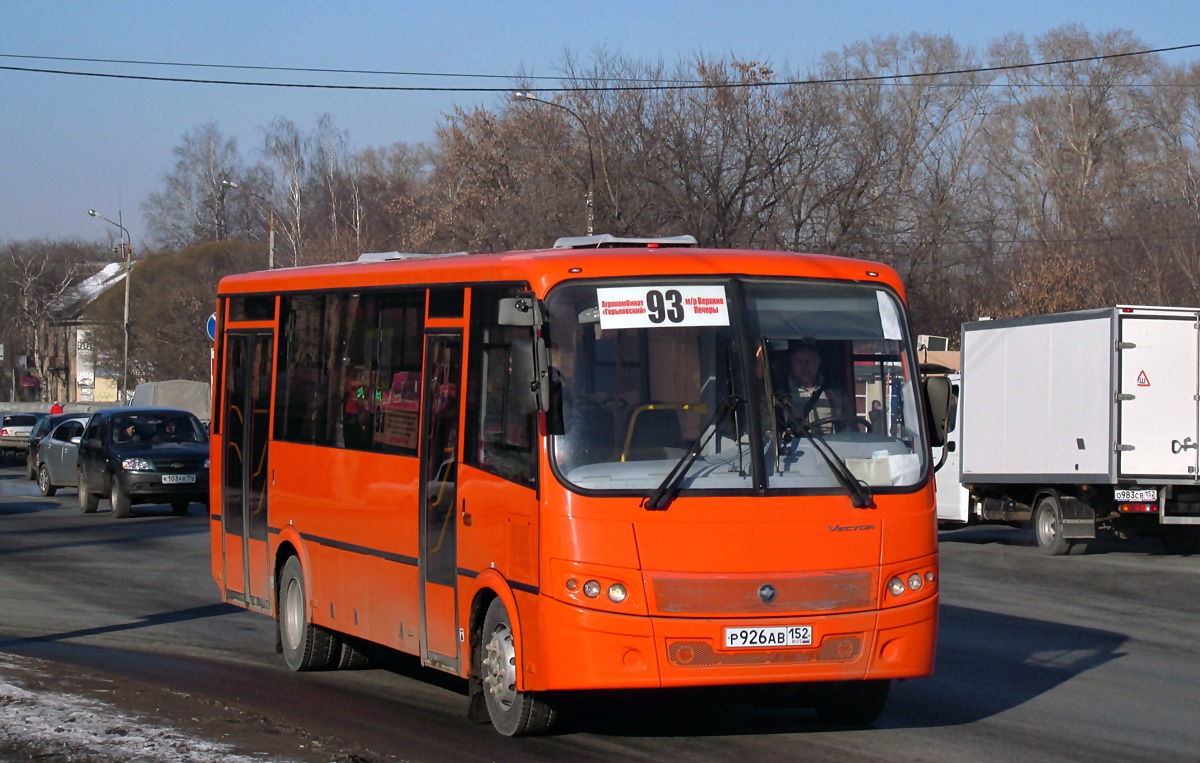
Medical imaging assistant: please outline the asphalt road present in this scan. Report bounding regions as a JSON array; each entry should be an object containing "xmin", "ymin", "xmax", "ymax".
[{"xmin": 2, "ymin": 463, "xmax": 1199, "ymax": 762}]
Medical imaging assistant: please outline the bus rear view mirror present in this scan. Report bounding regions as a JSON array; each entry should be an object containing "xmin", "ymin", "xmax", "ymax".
[
  {"xmin": 509, "ymin": 338, "xmax": 539, "ymax": 416},
  {"xmin": 923, "ymin": 374, "xmax": 951, "ymax": 448},
  {"xmin": 509, "ymin": 337, "xmax": 552, "ymax": 415}
]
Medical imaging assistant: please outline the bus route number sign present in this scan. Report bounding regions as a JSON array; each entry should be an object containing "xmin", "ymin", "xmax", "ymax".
[{"xmin": 596, "ymin": 285, "xmax": 730, "ymax": 330}]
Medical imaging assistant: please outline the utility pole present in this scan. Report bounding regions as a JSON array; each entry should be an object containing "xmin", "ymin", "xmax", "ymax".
[
  {"xmin": 223, "ymin": 180, "xmax": 276, "ymax": 268},
  {"xmin": 87, "ymin": 209, "xmax": 132, "ymax": 401},
  {"xmin": 514, "ymin": 91, "xmax": 596, "ymax": 236}
]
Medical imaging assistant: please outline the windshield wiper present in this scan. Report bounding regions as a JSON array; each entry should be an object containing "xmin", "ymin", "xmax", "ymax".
[
  {"xmin": 644, "ymin": 394, "xmax": 741, "ymax": 511},
  {"xmin": 775, "ymin": 396, "xmax": 875, "ymax": 509}
]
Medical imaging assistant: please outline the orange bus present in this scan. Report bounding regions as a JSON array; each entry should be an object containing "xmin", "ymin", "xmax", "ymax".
[{"xmin": 210, "ymin": 234, "xmax": 950, "ymax": 735}]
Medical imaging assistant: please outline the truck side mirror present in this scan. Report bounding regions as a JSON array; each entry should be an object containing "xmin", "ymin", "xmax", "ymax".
[{"xmin": 923, "ymin": 375, "xmax": 951, "ymax": 448}]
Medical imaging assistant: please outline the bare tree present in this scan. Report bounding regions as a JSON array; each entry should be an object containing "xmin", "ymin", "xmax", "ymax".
[{"xmin": 143, "ymin": 122, "xmax": 244, "ymax": 248}]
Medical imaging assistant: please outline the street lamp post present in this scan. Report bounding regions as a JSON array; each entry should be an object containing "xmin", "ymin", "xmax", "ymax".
[
  {"xmin": 514, "ymin": 91, "xmax": 596, "ymax": 236},
  {"xmin": 87, "ymin": 209, "xmax": 132, "ymax": 401},
  {"xmin": 222, "ymin": 180, "xmax": 276, "ymax": 269}
]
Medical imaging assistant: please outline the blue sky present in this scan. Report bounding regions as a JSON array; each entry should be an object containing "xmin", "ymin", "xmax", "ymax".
[{"xmin": 3, "ymin": 1, "xmax": 1200, "ymax": 246}]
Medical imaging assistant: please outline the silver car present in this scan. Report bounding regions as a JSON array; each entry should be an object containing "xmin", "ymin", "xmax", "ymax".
[{"xmin": 36, "ymin": 417, "xmax": 88, "ymax": 496}]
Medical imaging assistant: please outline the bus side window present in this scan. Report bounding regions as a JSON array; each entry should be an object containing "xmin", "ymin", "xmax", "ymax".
[{"xmin": 463, "ymin": 286, "xmax": 537, "ymax": 488}]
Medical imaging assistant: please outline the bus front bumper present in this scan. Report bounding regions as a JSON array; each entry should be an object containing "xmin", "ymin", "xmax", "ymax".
[{"xmin": 530, "ymin": 593, "xmax": 937, "ymax": 692}]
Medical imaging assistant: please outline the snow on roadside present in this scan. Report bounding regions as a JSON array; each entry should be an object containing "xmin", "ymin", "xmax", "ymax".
[{"xmin": 0, "ymin": 654, "xmax": 275, "ymax": 763}]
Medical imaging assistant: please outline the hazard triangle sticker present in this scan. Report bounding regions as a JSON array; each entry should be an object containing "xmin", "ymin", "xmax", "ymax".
[{"xmin": 1137, "ymin": 370, "xmax": 1151, "ymax": 387}]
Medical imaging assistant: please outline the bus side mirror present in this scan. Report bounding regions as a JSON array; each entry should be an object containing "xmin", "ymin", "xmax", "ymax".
[
  {"xmin": 509, "ymin": 337, "xmax": 552, "ymax": 415},
  {"xmin": 923, "ymin": 375, "xmax": 951, "ymax": 448}
]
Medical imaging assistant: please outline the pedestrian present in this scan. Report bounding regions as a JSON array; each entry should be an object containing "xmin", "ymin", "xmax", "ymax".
[{"xmin": 49, "ymin": 401, "xmax": 63, "ymax": 414}]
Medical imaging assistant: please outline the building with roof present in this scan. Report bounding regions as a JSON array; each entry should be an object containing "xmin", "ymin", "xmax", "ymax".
[{"xmin": 37, "ymin": 263, "xmax": 125, "ymax": 403}]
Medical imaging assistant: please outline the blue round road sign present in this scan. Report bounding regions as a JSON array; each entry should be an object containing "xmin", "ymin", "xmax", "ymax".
[{"xmin": 206, "ymin": 312, "xmax": 217, "ymax": 341}]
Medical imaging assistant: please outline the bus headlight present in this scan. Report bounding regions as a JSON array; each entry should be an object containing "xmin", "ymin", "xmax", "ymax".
[
  {"xmin": 888, "ymin": 577, "xmax": 905, "ymax": 597},
  {"xmin": 607, "ymin": 583, "xmax": 627, "ymax": 603},
  {"xmin": 583, "ymin": 580, "xmax": 601, "ymax": 598},
  {"xmin": 907, "ymin": 573, "xmax": 923, "ymax": 591}
]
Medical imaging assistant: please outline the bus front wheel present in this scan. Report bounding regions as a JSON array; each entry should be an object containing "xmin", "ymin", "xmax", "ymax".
[
  {"xmin": 278, "ymin": 556, "xmax": 339, "ymax": 671},
  {"xmin": 479, "ymin": 598, "xmax": 556, "ymax": 736}
]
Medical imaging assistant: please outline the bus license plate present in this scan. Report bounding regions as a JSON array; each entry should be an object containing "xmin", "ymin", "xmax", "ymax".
[
  {"xmin": 161, "ymin": 474, "xmax": 196, "ymax": 484},
  {"xmin": 724, "ymin": 625, "xmax": 813, "ymax": 649},
  {"xmin": 1114, "ymin": 488, "xmax": 1157, "ymax": 502}
]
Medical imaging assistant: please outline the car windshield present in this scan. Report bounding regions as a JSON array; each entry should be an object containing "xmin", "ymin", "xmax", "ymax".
[
  {"xmin": 546, "ymin": 278, "xmax": 927, "ymax": 494},
  {"xmin": 110, "ymin": 413, "xmax": 206, "ymax": 446}
]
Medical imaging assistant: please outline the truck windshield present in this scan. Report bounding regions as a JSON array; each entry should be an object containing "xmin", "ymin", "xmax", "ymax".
[{"xmin": 546, "ymin": 278, "xmax": 927, "ymax": 494}]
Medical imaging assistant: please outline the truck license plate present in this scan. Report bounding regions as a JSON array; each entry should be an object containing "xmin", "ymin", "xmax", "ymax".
[
  {"xmin": 161, "ymin": 474, "xmax": 196, "ymax": 484},
  {"xmin": 724, "ymin": 625, "xmax": 813, "ymax": 649},
  {"xmin": 1114, "ymin": 488, "xmax": 1157, "ymax": 502}
]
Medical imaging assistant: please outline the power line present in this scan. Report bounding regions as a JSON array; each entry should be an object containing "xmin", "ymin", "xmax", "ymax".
[
  {"xmin": 1, "ymin": 43, "xmax": 1198, "ymax": 93},
  {"xmin": 0, "ymin": 52, "xmax": 698, "ymax": 84}
]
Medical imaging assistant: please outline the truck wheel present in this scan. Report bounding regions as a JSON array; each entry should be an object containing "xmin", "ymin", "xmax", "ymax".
[
  {"xmin": 78, "ymin": 470, "xmax": 99, "ymax": 513},
  {"xmin": 479, "ymin": 598, "xmax": 557, "ymax": 736},
  {"xmin": 815, "ymin": 679, "xmax": 891, "ymax": 726},
  {"xmin": 278, "ymin": 556, "xmax": 340, "ymax": 671},
  {"xmin": 1034, "ymin": 495, "xmax": 1086, "ymax": 556}
]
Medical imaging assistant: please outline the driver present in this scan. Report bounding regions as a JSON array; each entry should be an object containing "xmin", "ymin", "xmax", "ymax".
[{"xmin": 781, "ymin": 342, "xmax": 849, "ymax": 435}]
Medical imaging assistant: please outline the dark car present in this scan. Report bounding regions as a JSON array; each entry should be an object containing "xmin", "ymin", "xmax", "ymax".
[
  {"xmin": 77, "ymin": 408, "xmax": 210, "ymax": 518},
  {"xmin": 26, "ymin": 412, "xmax": 81, "ymax": 479}
]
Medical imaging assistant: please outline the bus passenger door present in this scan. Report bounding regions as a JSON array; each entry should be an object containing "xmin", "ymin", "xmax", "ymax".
[
  {"xmin": 420, "ymin": 333, "xmax": 463, "ymax": 671},
  {"xmin": 221, "ymin": 332, "xmax": 274, "ymax": 612}
]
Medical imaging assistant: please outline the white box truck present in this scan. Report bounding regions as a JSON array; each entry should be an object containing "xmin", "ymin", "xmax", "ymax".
[{"xmin": 934, "ymin": 306, "xmax": 1200, "ymax": 555}]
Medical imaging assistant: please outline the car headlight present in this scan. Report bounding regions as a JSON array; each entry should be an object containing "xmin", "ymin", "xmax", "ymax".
[
  {"xmin": 122, "ymin": 458, "xmax": 153, "ymax": 471},
  {"xmin": 203, "ymin": 457, "xmax": 210, "ymax": 469}
]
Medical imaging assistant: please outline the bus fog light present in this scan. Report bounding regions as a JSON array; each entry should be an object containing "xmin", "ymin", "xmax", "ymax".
[
  {"xmin": 907, "ymin": 573, "xmax": 923, "ymax": 591},
  {"xmin": 566, "ymin": 578, "xmax": 579, "ymax": 592},
  {"xmin": 583, "ymin": 580, "xmax": 601, "ymax": 598},
  {"xmin": 607, "ymin": 583, "xmax": 627, "ymax": 603},
  {"xmin": 887, "ymin": 577, "xmax": 905, "ymax": 596}
]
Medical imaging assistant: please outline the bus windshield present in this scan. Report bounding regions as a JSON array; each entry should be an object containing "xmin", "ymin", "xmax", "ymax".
[{"xmin": 547, "ymin": 278, "xmax": 927, "ymax": 494}]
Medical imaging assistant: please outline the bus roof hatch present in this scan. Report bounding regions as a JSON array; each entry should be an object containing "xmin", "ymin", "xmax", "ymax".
[
  {"xmin": 552, "ymin": 234, "xmax": 698, "ymax": 250},
  {"xmin": 357, "ymin": 251, "xmax": 468, "ymax": 263}
]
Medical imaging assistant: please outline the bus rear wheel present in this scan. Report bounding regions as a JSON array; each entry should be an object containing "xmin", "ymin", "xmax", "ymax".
[
  {"xmin": 278, "ymin": 556, "xmax": 339, "ymax": 671},
  {"xmin": 814, "ymin": 679, "xmax": 890, "ymax": 726},
  {"xmin": 479, "ymin": 598, "xmax": 556, "ymax": 736}
]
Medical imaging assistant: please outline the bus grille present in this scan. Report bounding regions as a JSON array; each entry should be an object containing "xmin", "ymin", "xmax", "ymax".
[
  {"xmin": 649, "ymin": 570, "xmax": 875, "ymax": 615},
  {"xmin": 666, "ymin": 635, "xmax": 863, "ymax": 667}
]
